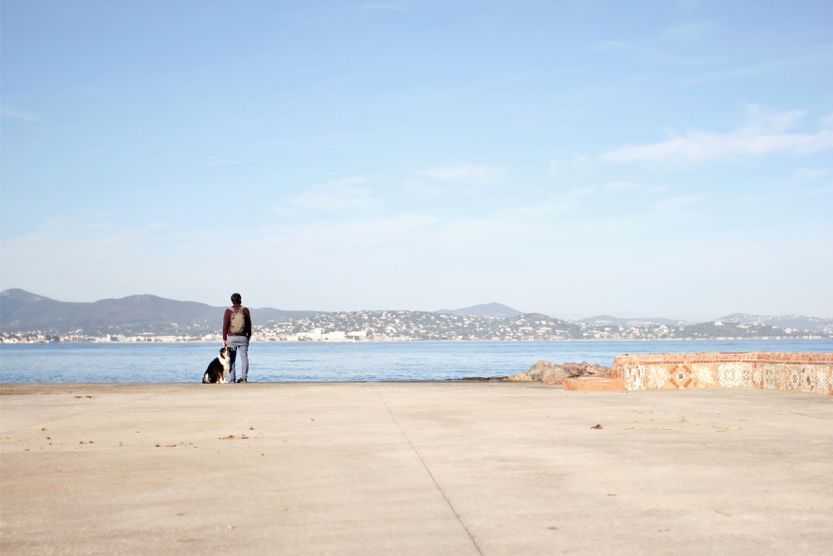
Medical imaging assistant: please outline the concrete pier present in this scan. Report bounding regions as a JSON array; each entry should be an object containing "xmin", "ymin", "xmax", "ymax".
[{"xmin": 2, "ymin": 383, "xmax": 832, "ymax": 555}]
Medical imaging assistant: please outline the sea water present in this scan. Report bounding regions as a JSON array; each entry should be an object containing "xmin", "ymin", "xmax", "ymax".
[{"xmin": 1, "ymin": 339, "xmax": 831, "ymax": 383}]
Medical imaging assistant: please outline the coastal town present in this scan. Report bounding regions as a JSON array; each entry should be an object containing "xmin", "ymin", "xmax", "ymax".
[{"xmin": 2, "ymin": 310, "xmax": 830, "ymax": 344}]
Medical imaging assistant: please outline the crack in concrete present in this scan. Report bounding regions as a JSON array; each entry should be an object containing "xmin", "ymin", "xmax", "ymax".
[{"xmin": 370, "ymin": 383, "xmax": 484, "ymax": 556}]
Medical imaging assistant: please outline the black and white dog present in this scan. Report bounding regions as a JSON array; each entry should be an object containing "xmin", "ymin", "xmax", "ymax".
[{"xmin": 202, "ymin": 347, "xmax": 236, "ymax": 384}]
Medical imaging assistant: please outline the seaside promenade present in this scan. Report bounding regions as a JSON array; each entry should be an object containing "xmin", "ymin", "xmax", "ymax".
[{"xmin": 1, "ymin": 382, "xmax": 831, "ymax": 555}]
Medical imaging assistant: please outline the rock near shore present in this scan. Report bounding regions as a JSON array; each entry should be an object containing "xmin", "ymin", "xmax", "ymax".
[{"xmin": 506, "ymin": 360, "xmax": 611, "ymax": 385}]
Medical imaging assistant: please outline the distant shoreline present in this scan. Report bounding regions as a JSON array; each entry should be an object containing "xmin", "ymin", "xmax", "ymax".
[{"xmin": 2, "ymin": 336, "xmax": 832, "ymax": 346}]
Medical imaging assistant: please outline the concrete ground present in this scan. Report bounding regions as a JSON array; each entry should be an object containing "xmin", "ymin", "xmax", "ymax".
[{"xmin": 1, "ymin": 383, "xmax": 831, "ymax": 555}]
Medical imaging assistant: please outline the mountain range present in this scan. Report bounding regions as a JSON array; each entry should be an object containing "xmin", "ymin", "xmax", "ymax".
[
  {"xmin": 1, "ymin": 289, "xmax": 832, "ymax": 336},
  {"xmin": 434, "ymin": 302, "xmax": 523, "ymax": 318},
  {"xmin": 579, "ymin": 315, "xmax": 690, "ymax": 327},
  {"xmin": 0, "ymin": 289, "xmax": 314, "ymax": 335}
]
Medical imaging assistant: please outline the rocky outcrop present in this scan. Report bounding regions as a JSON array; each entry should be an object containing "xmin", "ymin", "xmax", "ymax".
[{"xmin": 506, "ymin": 360, "xmax": 611, "ymax": 385}]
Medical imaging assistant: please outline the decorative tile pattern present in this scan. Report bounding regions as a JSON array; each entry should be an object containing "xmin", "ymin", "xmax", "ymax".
[
  {"xmin": 763, "ymin": 365, "xmax": 779, "ymax": 390},
  {"xmin": 668, "ymin": 365, "xmax": 693, "ymax": 389},
  {"xmin": 742, "ymin": 367, "xmax": 754, "ymax": 387},
  {"xmin": 752, "ymin": 367, "xmax": 763, "ymax": 389},
  {"xmin": 645, "ymin": 366, "xmax": 671, "ymax": 389},
  {"xmin": 800, "ymin": 366, "xmax": 815, "ymax": 393},
  {"xmin": 623, "ymin": 366, "xmax": 645, "ymax": 391},
  {"xmin": 690, "ymin": 364, "xmax": 717, "ymax": 388},
  {"xmin": 813, "ymin": 367, "xmax": 831, "ymax": 395},
  {"xmin": 717, "ymin": 362, "xmax": 745, "ymax": 388},
  {"xmin": 616, "ymin": 353, "xmax": 832, "ymax": 395},
  {"xmin": 788, "ymin": 368, "xmax": 802, "ymax": 391}
]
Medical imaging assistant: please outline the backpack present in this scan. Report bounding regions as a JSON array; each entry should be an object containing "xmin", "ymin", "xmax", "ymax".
[{"xmin": 229, "ymin": 307, "xmax": 246, "ymax": 334}]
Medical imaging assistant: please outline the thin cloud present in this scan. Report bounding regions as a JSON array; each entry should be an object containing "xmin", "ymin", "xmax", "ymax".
[
  {"xmin": 203, "ymin": 158, "xmax": 256, "ymax": 168},
  {"xmin": 549, "ymin": 155, "xmax": 591, "ymax": 176},
  {"xmin": 742, "ymin": 104, "xmax": 805, "ymax": 131},
  {"xmin": 400, "ymin": 181, "xmax": 446, "ymax": 201},
  {"xmin": 506, "ymin": 182, "xmax": 646, "ymax": 218},
  {"xmin": 678, "ymin": 45, "xmax": 833, "ymax": 85},
  {"xmin": 679, "ymin": 0, "xmax": 702, "ymax": 9},
  {"xmin": 289, "ymin": 176, "xmax": 379, "ymax": 212},
  {"xmin": 357, "ymin": 3, "xmax": 408, "ymax": 12},
  {"xmin": 590, "ymin": 40, "xmax": 668, "ymax": 59},
  {"xmin": 589, "ymin": 39, "xmax": 717, "ymax": 69},
  {"xmin": 270, "ymin": 206, "xmax": 300, "ymax": 218},
  {"xmin": 1, "ymin": 105, "xmax": 44, "ymax": 123},
  {"xmin": 738, "ymin": 192, "xmax": 778, "ymax": 204},
  {"xmin": 235, "ymin": 131, "xmax": 362, "ymax": 149},
  {"xmin": 658, "ymin": 21, "xmax": 716, "ymax": 41},
  {"xmin": 600, "ymin": 181, "xmax": 641, "ymax": 192},
  {"xmin": 654, "ymin": 195, "xmax": 702, "ymax": 209},
  {"xmin": 803, "ymin": 184, "xmax": 833, "ymax": 196},
  {"xmin": 601, "ymin": 108, "xmax": 833, "ymax": 164},
  {"xmin": 419, "ymin": 163, "xmax": 505, "ymax": 185},
  {"xmin": 678, "ymin": 60, "xmax": 779, "ymax": 85},
  {"xmin": 592, "ymin": 40, "xmax": 633, "ymax": 51},
  {"xmin": 564, "ymin": 182, "xmax": 640, "ymax": 199},
  {"xmin": 788, "ymin": 168, "xmax": 830, "ymax": 184}
]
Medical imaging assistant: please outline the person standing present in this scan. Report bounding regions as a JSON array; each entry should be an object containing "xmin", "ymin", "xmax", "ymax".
[{"xmin": 223, "ymin": 292, "xmax": 252, "ymax": 383}]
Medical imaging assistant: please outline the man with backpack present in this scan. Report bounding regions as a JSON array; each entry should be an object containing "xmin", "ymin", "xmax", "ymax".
[{"xmin": 223, "ymin": 292, "xmax": 252, "ymax": 383}]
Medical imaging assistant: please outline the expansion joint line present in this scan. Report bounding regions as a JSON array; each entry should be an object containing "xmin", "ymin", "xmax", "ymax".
[{"xmin": 371, "ymin": 383, "xmax": 484, "ymax": 556}]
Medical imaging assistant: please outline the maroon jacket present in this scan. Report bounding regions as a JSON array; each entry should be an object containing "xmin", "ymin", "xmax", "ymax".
[{"xmin": 223, "ymin": 306, "xmax": 252, "ymax": 341}]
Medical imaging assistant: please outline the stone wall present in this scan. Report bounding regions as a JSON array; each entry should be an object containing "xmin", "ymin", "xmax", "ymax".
[{"xmin": 612, "ymin": 352, "xmax": 833, "ymax": 395}]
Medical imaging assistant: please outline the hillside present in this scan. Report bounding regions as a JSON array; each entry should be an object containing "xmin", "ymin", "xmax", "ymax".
[
  {"xmin": 435, "ymin": 302, "xmax": 523, "ymax": 318},
  {"xmin": 580, "ymin": 315, "xmax": 687, "ymax": 327},
  {"xmin": 2, "ymin": 289, "xmax": 831, "ymax": 340},
  {"xmin": 718, "ymin": 313, "xmax": 833, "ymax": 334},
  {"xmin": 0, "ymin": 289, "xmax": 314, "ymax": 335}
]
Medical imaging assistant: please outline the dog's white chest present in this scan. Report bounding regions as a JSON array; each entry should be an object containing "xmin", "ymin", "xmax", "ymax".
[
  {"xmin": 220, "ymin": 355, "xmax": 231, "ymax": 383},
  {"xmin": 220, "ymin": 355, "xmax": 231, "ymax": 371}
]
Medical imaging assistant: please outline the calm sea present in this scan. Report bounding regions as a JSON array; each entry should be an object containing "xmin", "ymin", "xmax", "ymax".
[{"xmin": 1, "ymin": 339, "xmax": 832, "ymax": 383}]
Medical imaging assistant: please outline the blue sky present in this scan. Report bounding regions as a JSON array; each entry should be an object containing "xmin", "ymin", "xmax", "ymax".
[{"xmin": 2, "ymin": 1, "xmax": 832, "ymax": 319}]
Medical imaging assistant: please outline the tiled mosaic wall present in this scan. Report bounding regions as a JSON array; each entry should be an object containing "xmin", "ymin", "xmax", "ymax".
[{"xmin": 612, "ymin": 352, "xmax": 833, "ymax": 395}]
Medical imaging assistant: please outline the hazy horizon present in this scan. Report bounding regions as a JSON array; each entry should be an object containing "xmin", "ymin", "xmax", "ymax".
[
  {"xmin": 2, "ymin": 1, "xmax": 832, "ymax": 321},
  {"xmin": 4, "ymin": 287, "xmax": 832, "ymax": 323}
]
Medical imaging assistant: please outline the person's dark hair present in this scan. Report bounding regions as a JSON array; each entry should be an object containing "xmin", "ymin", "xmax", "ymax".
[{"xmin": 231, "ymin": 292, "xmax": 242, "ymax": 304}]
